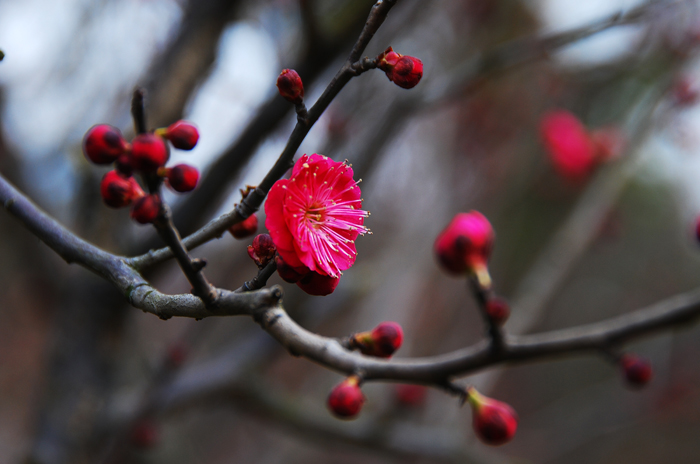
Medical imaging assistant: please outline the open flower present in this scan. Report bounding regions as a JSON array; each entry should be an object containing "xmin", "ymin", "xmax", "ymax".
[{"xmin": 265, "ymin": 154, "xmax": 369, "ymax": 278}]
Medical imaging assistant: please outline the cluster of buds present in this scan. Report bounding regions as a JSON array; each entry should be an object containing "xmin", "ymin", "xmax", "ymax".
[
  {"xmin": 620, "ymin": 353, "xmax": 653, "ymax": 388},
  {"xmin": 327, "ymin": 375, "xmax": 365, "ymax": 419},
  {"xmin": 395, "ymin": 384, "xmax": 428, "ymax": 407},
  {"xmin": 349, "ymin": 321, "xmax": 404, "ymax": 358},
  {"xmin": 539, "ymin": 110, "xmax": 625, "ymax": 183},
  {"xmin": 82, "ymin": 120, "xmax": 200, "ymax": 224},
  {"xmin": 377, "ymin": 47, "xmax": 423, "ymax": 89},
  {"xmin": 466, "ymin": 387, "xmax": 518, "ymax": 446}
]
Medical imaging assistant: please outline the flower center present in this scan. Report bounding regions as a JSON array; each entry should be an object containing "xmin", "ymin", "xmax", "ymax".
[{"xmin": 304, "ymin": 202, "xmax": 326, "ymax": 227}]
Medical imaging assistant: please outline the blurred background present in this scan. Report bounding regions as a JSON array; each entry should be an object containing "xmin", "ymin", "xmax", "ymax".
[{"xmin": 2, "ymin": 0, "xmax": 700, "ymax": 462}]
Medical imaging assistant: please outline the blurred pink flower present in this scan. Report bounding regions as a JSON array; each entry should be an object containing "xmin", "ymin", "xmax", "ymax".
[
  {"xmin": 265, "ymin": 154, "xmax": 369, "ymax": 278},
  {"xmin": 539, "ymin": 110, "xmax": 597, "ymax": 181}
]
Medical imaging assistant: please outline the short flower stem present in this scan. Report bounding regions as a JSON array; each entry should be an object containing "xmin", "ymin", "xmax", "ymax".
[
  {"xmin": 235, "ymin": 259, "xmax": 278, "ymax": 293},
  {"xmin": 468, "ymin": 277, "xmax": 504, "ymax": 351},
  {"xmin": 294, "ymin": 102, "xmax": 308, "ymax": 123}
]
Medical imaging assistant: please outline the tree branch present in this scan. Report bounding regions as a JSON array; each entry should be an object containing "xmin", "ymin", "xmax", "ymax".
[
  {"xmin": 128, "ymin": 0, "xmax": 399, "ymax": 270},
  {"xmin": 128, "ymin": 0, "xmax": 680, "ymax": 271},
  {"xmin": 0, "ymin": 173, "xmax": 280, "ymax": 319},
  {"xmin": 246, "ymin": 286, "xmax": 700, "ymax": 383}
]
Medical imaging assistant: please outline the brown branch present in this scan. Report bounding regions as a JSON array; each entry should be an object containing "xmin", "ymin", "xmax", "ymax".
[
  {"xmin": 151, "ymin": 203, "xmax": 218, "ymax": 304},
  {"xmin": 246, "ymin": 286, "xmax": 700, "ymax": 383},
  {"xmin": 0, "ymin": 172, "xmax": 280, "ymax": 319},
  {"xmin": 5, "ymin": 143, "xmax": 700, "ymax": 389}
]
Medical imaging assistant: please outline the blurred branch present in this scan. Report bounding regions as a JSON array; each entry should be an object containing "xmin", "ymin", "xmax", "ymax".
[
  {"xmin": 131, "ymin": 0, "xmax": 684, "ymax": 270},
  {"xmin": 144, "ymin": 0, "xmax": 244, "ymax": 129}
]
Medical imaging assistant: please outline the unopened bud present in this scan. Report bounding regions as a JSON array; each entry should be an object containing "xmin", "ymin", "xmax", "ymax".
[
  {"xmin": 247, "ymin": 234, "xmax": 277, "ymax": 267},
  {"xmin": 434, "ymin": 211, "xmax": 494, "ymax": 285},
  {"xmin": 296, "ymin": 271, "xmax": 340, "ymax": 296},
  {"xmin": 100, "ymin": 171, "xmax": 143, "ymax": 208},
  {"xmin": 540, "ymin": 110, "xmax": 597, "ymax": 182},
  {"xmin": 620, "ymin": 353, "xmax": 652, "ymax": 388},
  {"xmin": 83, "ymin": 124, "xmax": 128, "ymax": 164},
  {"xmin": 395, "ymin": 384, "xmax": 427, "ymax": 407},
  {"xmin": 377, "ymin": 47, "xmax": 423, "ymax": 89},
  {"xmin": 467, "ymin": 387, "xmax": 518, "ymax": 446},
  {"xmin": 276, "ymin": 69, "xmax": 304, "ymax": 104},
  {"xmin": 130, "ymin": 194, "xmax": 161, "ymax": 224},
  {"xmin": 131, "ymin": 133, "xmax": 170, "ymax": 172},
  {"xmin": 351, "ymin": 321, "xmax": 404, "ymax": 358},
  {"xmin": 327, "ymin": 376, "xmax": 364, "ymax": 419},
  {"xmin": 229, "ymin": 214, "xmax": 258, "ymax": 239},
  {"xmin": 485, "ymin": 298, "xmax": 510, "ymax": 326},
  {"xmin": 166, "ymin": 164, "xmax": 199, "ymax": 192},
  {"xmin": 162, "ymin": 120, "xmax": 199, "ymax": 150}
]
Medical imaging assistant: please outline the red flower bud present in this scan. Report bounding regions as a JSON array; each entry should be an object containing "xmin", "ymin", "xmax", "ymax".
[
  {"xmin": 247, "ymin": 234, "xmax": 277, "ymax": 267},
  {"xmin": 166, "ymin": 164, "xmax": 199, "ymax": 192},
  {"xmin": 229, "ymin": 214, "xmax": 258, "ymax": 239},
  {"xmin": 165, "ymin": 343, "xmax": 187, "ymax": 368},
  {"xmin": 296, "ymin": 271, "xmax": 340, "ymax": 296},
  {"xmin": 395, "ymin": 384, "xmax": 427, "ymax": 407},
  {"xmin": 467, "ymin": 387, "xmax": 518, "ymax": 446},
  {"xmin": 485, "ymin": 298, "xmax": 510, "ymax": 326},
  {"xmin": 115, "ymin": 152, "xmax": 134, "ymax": 177},
  {"xmin": 83, "ymin": 124, "xmax": 128, "ymax": 164},
  {"xmin": 672, "ymin": 77, "xmax": 699, "ymax": 106},
  {"xmin": 377, "ymin": 47, "xmax": 423, "ymax": 89},
  {"xmin": 130, "ymin": 194, "xmax": 161, "ymax": 224},
  {"xmin": 540, "ymin": 110, "xmax": 597, "ymax": 182},
  {"xmin": 327, "ymin": 376, "xmax": 364, "ymax": 419},
  {"xmin": 276, "ymin": 69, "xmax": 304, "ymax": 104},
  {"xmin": 130, "ymin": 419, "xmax": 159, "ymax": 449},
  {"xmin": 131, "ymin": 133, "xmax": 170, "ymax": 172},
  {"xmin": 274, "ymin": 254, "xmax": 310, "ymax": 283},
  {"xmin": 100, "ymin": 171, "xmax": 143, "ymax": 208},
  {"xmin": 352, "ymin": 321, "xmax": 404, "ymax": 358},
  {"xmin": 620, "ymin": 354, "xmax": 652, "ymax": 387},
  {"xmin": 434, "ymin": 211, "xmax": 494, "ymax": 286},
  {"xmin": 163, "ymin": 120, "xmax": 199, "ymax": 150}
]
